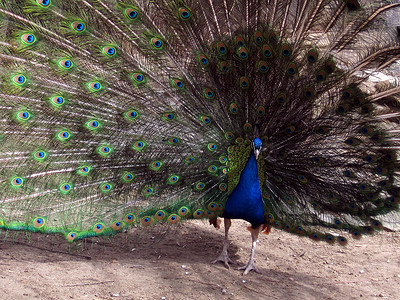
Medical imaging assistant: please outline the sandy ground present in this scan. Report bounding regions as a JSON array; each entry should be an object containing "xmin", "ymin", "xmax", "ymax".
[{"xmin": 0, "ymin": 219, "xmax": 399, "ymax": 300}]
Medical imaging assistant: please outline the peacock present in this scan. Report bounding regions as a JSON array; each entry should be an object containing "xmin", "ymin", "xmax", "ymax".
[{"xmin": 1, "ymin": 0, "xmax": 400, "ymax": 275}]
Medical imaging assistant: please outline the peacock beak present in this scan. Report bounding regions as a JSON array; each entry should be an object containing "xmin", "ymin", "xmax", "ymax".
[{"xmin": 254, "ymin": 149, "xmax": 260, "ymax": 160}]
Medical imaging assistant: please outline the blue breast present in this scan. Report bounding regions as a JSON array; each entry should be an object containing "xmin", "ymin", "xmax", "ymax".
[{"xmin": 223, "ymin": 152, "xmax": 265, "ymax": 227}]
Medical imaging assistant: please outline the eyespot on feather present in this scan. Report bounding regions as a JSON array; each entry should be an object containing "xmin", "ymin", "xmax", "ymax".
[
  {"xmin": 276, "ymin": 92, "xmax": 287, "ymax": 104},
  {"xmin": 58, "ymin": 59, "xmax": 73, "ymax": 70},
  {"xmin": 295, "ymin": 226, "xmax": 305, "ymax": 235},
  {"xmin": 237, "ymin": 47, "xmax": 248, "ymax": 60},
  {"xmin": 203, "ymin": 88, "xmax": 215, "ymax": 100},
  {"xmin": 59, "ymin": 183, "xmax": 73, "ymax": 194},
  {"xmin": 262, "ymin": 44, "xmax": 273, "ymax": 58},
  {"xmin": 142, "ymin": 187, "xmax": 154, "ymax": 197},
  {"xmin": 77, "ymin": 165, "xmax": 91, "ymax": 176},
  {"xmin": 207, "ymin": 143, "xmax": 217, "ymax": 151},
  {"xmin": 344, "ymin": 137, "xmax": 361, "ymax": 146},
  {"xmin": 168, "ymin": 214, "xmax": 180, "ymax": 224},
  {"xmin": 298, "ymin": 175, "xmax": 308, "ymax": 184},
  {"xmin": 71, "ymin": 21, "xmax": 86, "ymax": 33},
  {"xmin": 149, "ymin": 160, "xmax": 163, "ymax": 171},
  {"xmin": 171, "ymin": 79, "xmax": 184, "ymax": 89},
  {"xmin": 12, "ymin": 74, "xmax": 26, "ymax": 86},
  {"xmin": 219, "ymin": 183, "xmax": 227, "ymax": 191},
  {"xmin": 254, "ymin": 31, "xmax": 264, "ymax": 45},
  {"xmin": 56, "ymin": 129, "xmax": 72, "ymax": 142},
  {"xmin": 281, "ymin": 43, "xmax": 292, "ymax": 57},
  {"xmin": 229, "ymin": 103, "xmax": 239, "ymax": 114},
  {"xmin": 11, "ymin": 176, "xmax": 24, "ymax": 188},
  {"xmin": 178, "ymin": 207, "xmax": 190, "ymax": 217},
  {"xmin": 124, "ymin": 214, "xmax": 135, "ymax": 224},
  {"xmin": 371, "ymin": 220, "xmax": 382, "ymax": 230},
  {"xmin": 225, "ymin": 131, "xmax": 235, "ymax": 141},
  {"xmin": 33, "ymin": 149, "xmax": 47, "ymax": 162},
  {"xmin": 85, "ymin": 119, "xmax": 101, "ymax": 131},
  {"xmin": 286, "ymin": 62, "xmax": 297, "ymax": 76},
  {"xmin": 325, "ymin": 59, "xmax": 336, "ymax": 74},
  {"xmin": 218, "ymin": 61, "xmax": 230, "ymax": 73},
  {"xmin": 111, "ymin": 221, "xmax": 123, "ymax": 231},
  {"xmin": 36, "ymin": 0, "xmax": 51, "ymax": 7},
  {"xmin": 50, "ymin": 96, "xmax": 65, "ymax": 108},
  {"xmin": 206, "ymin": 211, "xmax": 215, "ymax": 219},
  {"xmin": 262, "ymin": 190, "xmax": 271, "ymax": 200},
  {"xmin": 132, "ymin": 72, "xmax": 146, "ymax": 85},
  {"xmin": 235, "ymin": 137, "xmax": 244, "ymax": 144},
  {"xmin": 141, "ymin": 216, "xmax": 153, "ymax": 226},
  {"xmin": 239, "ymin": 76, "xmax": 250, "ymax": 89},
  {"xmin": 306, "ymin": 48, "xmax": 318, "ymax": 63},
  {"xmin": 208, "ymin": 202, "xmax": 218, "ymax": 212},
  {"xmin": 215, "ymin": 41, "xmax": 227, "ymax": 55},
  {"xmin": 16, "ymin": 110, "xmax": 31, "ymax": 122},
  {"xmin": 150, "ymin": 37, "xmax": 164, "ymax": 49},
  {"xmin": 162, "ymin": 112, "xmax": 176, "ymax": 121},
  {"xmin": 67, "ymin": 232, "xmax": 77, "ymax": 242},
  {"xmin": 33, "ymin": 217, "xmax": 45, "ymax": 228},
  {"xmin": 264, "ymin": 29, "xmax": 278, "ymax": 42},
  {"xmin": 316, "ymin": 70, "xmax": 327, "ymax": 81},
  {"xmin": 178, "ymin": 7, "xmax": 191, "ymax": 20},
  {"xmin": 309, "ymin": 233, "xmax": 321, "ymax": 242},
  {"xmin": 304, "ymin": 86, "xmax": 315, "ymax": 98},
  {"xmin": 272, "ymin": 221, "xmax": 282, "ymax": 229},
  {"xmin": 200, "ymin": 115, "xmax": 211, "ymax": 124},
  {"xmin": 233, "ymin": 35, "xmax": 245, "ymax": 47},
  {"xmin": 219, "ymin": 156, "xmax": 227, "ymax": 164},
  {"xmin": 243, "ymin": 123, "xmax": 252, "ymax": 132},
  {"xmin": 125, "ymin": 7, "xmax": 139, "ymax": 20},
  {"xmin": 195, "ymin": 182, "xmax": 205, "ymax": 191},
  {"xmin": 21, "ymin": 33, "xmax": 36, "ymax": 45},
  {"xmin": 100, "ymin": 183, "xmax": 113, "ymax": 193},
  {"xmin": 97, "ymin": 145, "xmax": 113, "ymax": 157},
  {"xmin": 154, "ymin": 210, "xmax": 166, "ymax": 221},
  {"xmin": 94, "ymin": 223, "xmax": 105, "ymax": 233},
  {"xmin": 351, "ymin": 230, "xmax": 362, "ymax": 240},
  {"xmin": 87, "ymin": 81, "xmax": 102, "ymax": 92},
  {"xmin": 207, "ymin": 165, "xmax": 217, "ymax": 174},
  {"xmin": 184, "ymin": 156, "xmax": 195, "ymax": 164},
  {"xmin": 167, "ymin": 174, "xmax": 180, "ymax": 184},
  {"xmin": 102, "ymin": 46, "xmax": 116, "ymax": 57},
  {"xmin": 285, "ymin": 125, "xmax": 295, "ymax": 134},
  {"xmin": 167, "ymin": 137, "xmax": 181, "ymax": 145},
  {"xmin": 193, "ymin": 209, "xmax": 204, "ymax": 218},
  {"xmin": 257, "ymin": 60, "xmax": 269, "ymax": 73},
  {"xmin": 124, "ymin": 109, "xmax": 139, "ymax": 121},
  {"xmin": 197, "ymin": 54, "xmax": 209, "ymax": 67},
  {"xmin": 132, "ymin": 140, "xmax": 146, "ymax": 151}
]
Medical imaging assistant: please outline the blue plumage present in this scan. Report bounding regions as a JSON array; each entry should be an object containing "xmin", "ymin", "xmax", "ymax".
[{"xmin": 223, "ymin": 146, "xmax": 265, "ymax": 228}]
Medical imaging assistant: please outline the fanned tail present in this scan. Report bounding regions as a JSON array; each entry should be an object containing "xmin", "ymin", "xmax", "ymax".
[{"xmin": 0, "ymin": 0, "xmax": 399, "ymax": 244}]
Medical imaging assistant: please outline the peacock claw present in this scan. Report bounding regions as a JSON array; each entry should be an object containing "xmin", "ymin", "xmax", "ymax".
[
  {"xmin": 238, "ymin": 260, "xmax": 261, "ymax": 275},
  {"xmin": 212, "ymin": 251, "xmax": 233, "ymax": 269}
]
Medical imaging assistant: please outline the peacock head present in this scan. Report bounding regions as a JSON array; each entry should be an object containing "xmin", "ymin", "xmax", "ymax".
[{"xmin": 252, "ymin": 138, "xmax": 262, "ymax": 160}]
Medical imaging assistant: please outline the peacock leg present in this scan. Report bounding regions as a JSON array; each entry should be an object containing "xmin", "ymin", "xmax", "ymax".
[
  {"xmin": 239, "ymin": 225, "xmax": 263, "ymax": 275},
  {"xmin": 212, "ymin": 218, "xmax": 232, "ymax": 268}
]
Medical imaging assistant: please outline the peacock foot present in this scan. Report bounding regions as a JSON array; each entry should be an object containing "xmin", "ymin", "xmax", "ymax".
[
  {"xmin": 238, "ymin": 259, "xmax": 261, "ymax": 275},
  {"xmin": 212, "ymin": 250, "xmax": 232, "ymax": 269}
]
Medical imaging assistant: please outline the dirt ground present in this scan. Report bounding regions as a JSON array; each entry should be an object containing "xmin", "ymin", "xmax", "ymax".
[{"xmin": 0, "ymin": 219, "xmax": 399, "ymax": 300}]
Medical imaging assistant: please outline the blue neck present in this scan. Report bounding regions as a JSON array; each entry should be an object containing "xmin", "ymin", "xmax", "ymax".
[
  {"xmin": 237, "ymin": 152, "xmax": 260, "ymax": 190},
  {"xmin": 223, "ymin": 152, "xmax": 265, "ymax": 227}
]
